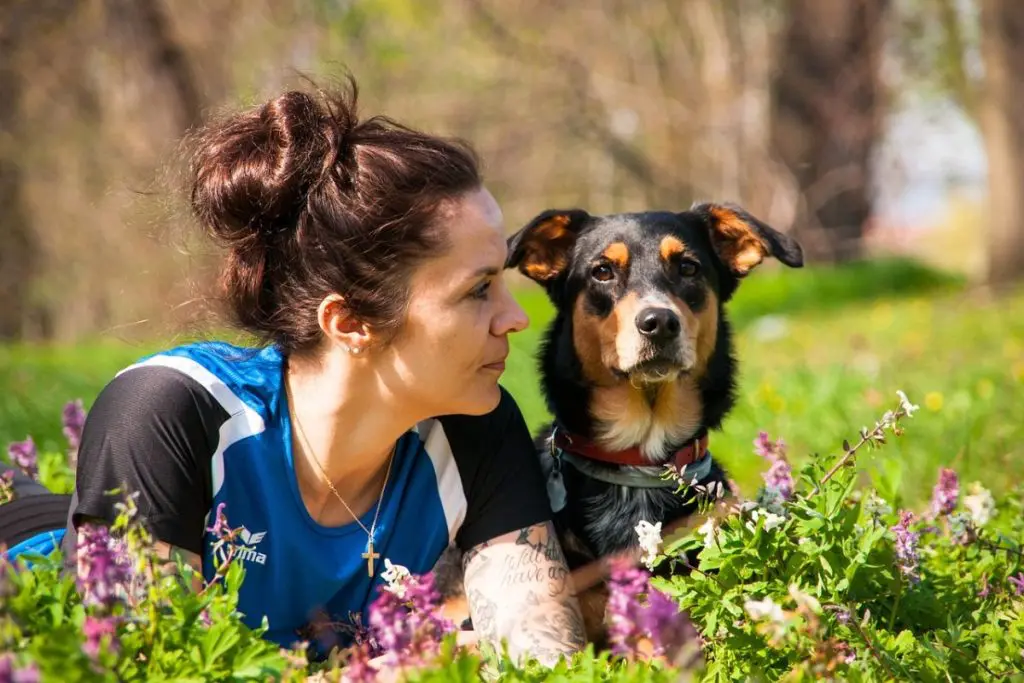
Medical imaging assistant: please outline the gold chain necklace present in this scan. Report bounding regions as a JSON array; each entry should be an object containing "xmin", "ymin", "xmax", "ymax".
[{"xmin": 286, "ymin": 379, "xmax": 396, "ymax": 577}]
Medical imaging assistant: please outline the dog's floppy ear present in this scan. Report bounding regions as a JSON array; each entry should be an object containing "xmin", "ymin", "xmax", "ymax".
[
  {"xmin": 690, "ymin": 202, "xmax": 803, "ymax": 276},
  {"xmin": 505, "ymin": 209, "xmax": 591, "ymax": 283}
]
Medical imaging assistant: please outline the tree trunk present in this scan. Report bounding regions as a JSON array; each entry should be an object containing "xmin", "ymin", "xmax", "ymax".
[
  {"xmin": 769, "ymin": 0, "xmax": 889, "ymax": 264},
  {"xmin": 979, "ymin": 0, "xmax": 1024, "ymax": 286},
  {"xmin": 103, "ymin": 0, "xmax": 204, "ymax": 132},
  {"xmin": 0, "ymin": 17, "xmax": 37, "ymax": 340}
]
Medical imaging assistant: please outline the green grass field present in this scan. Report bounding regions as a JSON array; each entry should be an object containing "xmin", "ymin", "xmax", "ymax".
[{"xmin": 3, "ymin": 257, "xmax": 1021, "ymax": 510}]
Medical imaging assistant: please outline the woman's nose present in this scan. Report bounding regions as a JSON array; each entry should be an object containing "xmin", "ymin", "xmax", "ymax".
[{"xmin": 493, "ymin": 284, "xmax": 530, "ymax": 335}]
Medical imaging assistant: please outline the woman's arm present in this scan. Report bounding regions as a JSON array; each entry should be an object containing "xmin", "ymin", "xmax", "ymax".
[
  {"xmin": 65, "ymin": 364, "xmax": 225, "ymax": 578},
  {"xmin": 461, "ymin": 521, "xmax": 586, "ymax": 666}
]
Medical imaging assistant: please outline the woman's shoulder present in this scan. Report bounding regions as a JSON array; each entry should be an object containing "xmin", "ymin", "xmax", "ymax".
[{"xmin": 109, "ymin": 339, "xmax": 284, "ymax": 419}]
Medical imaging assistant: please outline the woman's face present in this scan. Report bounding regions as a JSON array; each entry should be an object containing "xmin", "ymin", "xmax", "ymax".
[{"xmin": 377, "ymin": 186, "xmax": 530, "ymax": 417}]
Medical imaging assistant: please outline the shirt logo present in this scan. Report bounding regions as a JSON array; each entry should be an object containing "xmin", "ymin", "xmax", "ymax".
[{"xmin": 236, "ymin": 526, "xmax": 268, "ymax": 566}]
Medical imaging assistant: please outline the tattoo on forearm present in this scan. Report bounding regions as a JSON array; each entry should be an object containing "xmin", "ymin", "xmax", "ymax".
[
  {"xmin": 464, "ymin": 523, "xmax": 586, "ymax": 665},
  {"xmin": 465, "ymin": 588, "xmax": 497, "ymax": 635},
  {"xmin": 460, "ymin": 539, "xmax": 490, "ymax": 570},
  {"xmin": 514, "ymin": 526, "xmax": 562, "ymax": 562}
]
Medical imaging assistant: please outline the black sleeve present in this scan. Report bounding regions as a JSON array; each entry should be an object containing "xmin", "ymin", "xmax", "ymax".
[
  {"xmin": 443, "ymin": 388, "xmax": 552, "ymax": 552},
  {"xmin": 67, "ymin": 364, "xmax": 227, "ymax": 555}
]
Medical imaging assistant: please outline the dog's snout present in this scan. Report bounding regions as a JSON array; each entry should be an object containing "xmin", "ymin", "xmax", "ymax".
[{"xmin": 635, "ymin": 307, "xmax": 681, "ymax": 342}]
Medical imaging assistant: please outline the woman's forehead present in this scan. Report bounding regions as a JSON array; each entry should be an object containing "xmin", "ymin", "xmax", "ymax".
[{"xmin": 441, "ymin": 189, "xmax": 506, "ymax": 257}]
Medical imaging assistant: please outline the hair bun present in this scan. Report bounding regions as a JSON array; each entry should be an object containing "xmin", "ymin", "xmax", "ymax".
[{"xmin": 189, "ymin": 89, "xmax": 355, "ymax": 247}]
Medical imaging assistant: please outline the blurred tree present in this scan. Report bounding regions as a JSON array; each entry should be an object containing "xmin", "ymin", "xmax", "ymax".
[
  {"xmin": 978, "ymin": 0, "xmax": 1024, "ymax": 286},
  {"xmin": 769, "ymin": 0, "xmax": 890, "ymax": 264},
  {"xmin": 0, "ymin": 1, "xmax": 74, "ymax": 340}
]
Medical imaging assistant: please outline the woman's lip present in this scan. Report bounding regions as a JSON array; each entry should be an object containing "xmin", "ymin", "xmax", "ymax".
[{"xmin": 483, "ymin": 360, "xmax": 506, "ymax": 371}]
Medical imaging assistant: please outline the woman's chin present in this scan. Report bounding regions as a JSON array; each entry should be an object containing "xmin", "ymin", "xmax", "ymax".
[{"xmin": 450, "ymin": 382, "xmax": 503, "ymax": 417}]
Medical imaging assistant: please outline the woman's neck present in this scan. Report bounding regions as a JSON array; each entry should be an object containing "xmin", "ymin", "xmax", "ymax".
[{"xmin": 284, "ymin": 350, "xmax": 415, "ymax": 518}]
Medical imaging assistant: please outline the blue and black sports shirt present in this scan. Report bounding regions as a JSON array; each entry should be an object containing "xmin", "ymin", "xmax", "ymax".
[{"xmin": 61, "ymin": 341, "xmax": 551, "ymax": 650}]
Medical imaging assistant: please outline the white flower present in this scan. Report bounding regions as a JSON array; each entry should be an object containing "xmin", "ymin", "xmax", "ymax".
[
  {"xmin": 788, "ymin": 584, "xmax": 821, "ymax": 613},
  {"xmin": 963, "ymin": 482, "xmax": 996, "ymax": 528},
  {"xmin": 763, "ymin": 511, "xmax": 785, "ymax": 531},
  {"xmin": 697, "ymin": 518, "xmax": 720, "ymax": 549},
  {"xmin": 744, "ymin": 596, "xmax": 785, "ymax": 623},
  {"xmin": 380, "ymin": 559, "xmax": 411, "ymax": 597},
  {"xmin": 863, "ymin": 491, "xmax": 892, "ymax": 519},
  {"xmin": 746, "ymin": 508, "xmax": 786, "ymax": 533},
  {"xmin": 635, "ymin": 520, "xmax": 663, "ymax": 569},
  {"xmin": 896, "ymin": 390, "xmax": 919, "ymax": 417}
]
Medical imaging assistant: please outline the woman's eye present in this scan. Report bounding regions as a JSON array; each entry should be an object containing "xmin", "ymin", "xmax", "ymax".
[
  {"xmin": 678, "ymin": 260, "xmax": 701, "ymax": 277},
  {"xmin": 591, "ymin": 264, "xmax": 615, "ymax": 282},
  {"xmin": 471, "ymin": 281, "xmax": 492, "ymax": 299}
]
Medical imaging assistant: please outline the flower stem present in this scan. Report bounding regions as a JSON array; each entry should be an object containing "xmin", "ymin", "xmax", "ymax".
[
  {"xmin": 848, "ymin": 616, "xmax": 898, "ymax": 680},
  {"xmin": 812, "ymin": 430, "xmax": 874, "ymax": 496},
  {"xmin": 888, "ymin": 577, "xmax": 902, "ymax": 632}
]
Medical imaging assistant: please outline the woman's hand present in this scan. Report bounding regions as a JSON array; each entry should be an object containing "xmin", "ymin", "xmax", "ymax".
[{"xmin": 460, "ymin": 521, "xmax": 586, "ymax": 667}]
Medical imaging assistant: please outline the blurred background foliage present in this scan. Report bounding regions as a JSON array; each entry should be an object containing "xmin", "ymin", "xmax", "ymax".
[{"xmin": 2, "ymin": 0, "xmax": 1023, "ymax": 504}]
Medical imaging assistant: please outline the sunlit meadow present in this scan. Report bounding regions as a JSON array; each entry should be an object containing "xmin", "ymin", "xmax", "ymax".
[{"xmin": 3, "ymin": 257, "xmax": 1024, "ymax": 680}]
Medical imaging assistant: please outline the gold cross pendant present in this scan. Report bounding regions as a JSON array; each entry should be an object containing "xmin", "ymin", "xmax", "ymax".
[{"xmin": 362, "ymin": 541, "xmax": 380, "ymax": 576}]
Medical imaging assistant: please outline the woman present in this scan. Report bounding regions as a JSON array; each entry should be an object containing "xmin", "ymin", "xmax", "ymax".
[{"xmin": 58, "ymin": 77, "xmax": 585, "ymax": 663}]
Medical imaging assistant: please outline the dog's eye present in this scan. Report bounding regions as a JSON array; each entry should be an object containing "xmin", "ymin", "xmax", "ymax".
[
  {"xmin": 591, "ymin": 264, "xmax": 615, "ymax": 282},
  {"xmin": 678, "ymin": 260, "xmax": 701, "ymax": 278}
]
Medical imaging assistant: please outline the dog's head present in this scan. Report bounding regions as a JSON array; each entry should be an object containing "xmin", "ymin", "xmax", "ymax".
[{"xmin": 505, "ymin": 202, "xmax": 803, "ymax": 387}]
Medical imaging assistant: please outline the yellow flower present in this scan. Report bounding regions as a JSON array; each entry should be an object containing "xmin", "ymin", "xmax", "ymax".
[
  {"xmin": 1013, "ymin": 361, "xmax": 1024, "ymax": 383},
  {"xmin": 925, "ymin": 391, "xmax": 944, "ymax": 412}
]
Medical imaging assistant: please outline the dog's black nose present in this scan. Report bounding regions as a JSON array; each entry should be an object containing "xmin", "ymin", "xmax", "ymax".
[{"xmin": 635, "ymin": 307, "xmax": 681, "ymax": 342}]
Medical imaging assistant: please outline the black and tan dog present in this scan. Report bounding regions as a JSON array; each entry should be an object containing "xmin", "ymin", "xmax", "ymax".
[
  {"xmin": 502, "ymin": 201, "xmax": 803, "ymax": 639},
  {"xmin": 435, "ymin": 202, "xmax": 802, "ymax": 642}
]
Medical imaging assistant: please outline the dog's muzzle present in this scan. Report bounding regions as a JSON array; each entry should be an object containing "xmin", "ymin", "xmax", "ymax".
[{"xmin": 618, "ymin": 306, "xmax": 695, "ymax": 381}]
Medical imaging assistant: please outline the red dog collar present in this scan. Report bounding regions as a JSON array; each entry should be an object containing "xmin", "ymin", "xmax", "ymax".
[{"xmin": 553, "ymin": 429, "xmax": 708, "ymax": 468}]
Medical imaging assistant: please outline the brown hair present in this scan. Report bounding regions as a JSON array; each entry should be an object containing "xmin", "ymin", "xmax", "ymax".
[{"xmin": 187, "ymin": 75, "xmax": 482, "ymax": 353}]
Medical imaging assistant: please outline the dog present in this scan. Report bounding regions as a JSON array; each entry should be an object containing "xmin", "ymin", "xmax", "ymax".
[{"xmin": 438, "ymin": 201, "xmax": 803, "ymax": 645}]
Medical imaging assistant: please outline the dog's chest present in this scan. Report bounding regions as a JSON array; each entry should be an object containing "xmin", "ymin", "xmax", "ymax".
[{"xmin": 589, "ymin": 378, "xmax": 704, "ymax": 459}]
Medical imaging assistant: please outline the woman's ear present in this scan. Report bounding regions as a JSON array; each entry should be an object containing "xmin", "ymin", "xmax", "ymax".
[{"xmin": 317, "ymin": 294, "xmax": 371, "ymax": 355}]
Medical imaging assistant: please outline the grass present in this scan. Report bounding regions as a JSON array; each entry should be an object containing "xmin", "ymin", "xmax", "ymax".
[{"xmin": 3, "ymin": 257, "xmax": 1021, "ymax": 510}]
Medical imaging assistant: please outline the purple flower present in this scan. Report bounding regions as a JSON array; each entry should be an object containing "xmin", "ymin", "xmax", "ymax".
[
  {"xmin": 607, "ymin": 562, "xmax": 649, "ymax": 657},
  {"xmin": 753, "ymin": 431, "xmax": 785, "ymax": 460},
  {"xmin": 62, "ymin": 400, "xmax": 87, "ymax": 451},
  {"xmin": 82, "ymin": 615, "xmax": 120, "ymax": 659},
  {"xmin": 754, "ymin": 431, "xmax": 794, "ymax": 501},
  {"xmin": 826, "ymin": 605, "xmax": 852, "ymax": 625},
  {"xmin": 764, "ymin": 458, "xmax": 794, "ymax": 501},
  {"xmin": 643, "ymin": 585, "xmax": 698, "ymax": 656},
  {"xmin": 607, "ymin": 561, "xmax": 697, "ymax": 659},
  {"xmin": 6, "ymin": 438, "xmax": 37, "ymax": 480},
  {"xmin": 1009, "ymin": 573, "xmax": 1024, "ymax": 596},
  {"xmin": 0, "ymin": 653, "xmax": 40, "ymax": 683},
  {"xmin": 890, "ymin": 510, "xmax": 921, "ymax": 584},
  {"xmin": 206, "ymin": 502, "xmax": 230, "ymax": 539},
  {"xmin": 75, "ymin": 523, "xmax": 131, "ymax": 612},
  {"xmin": 340, "ymin": 646, "xmax": 377, "ymax": 683},
  {"xmin": 366, "ymin": 572, "xmax": 454, "ymax": 667},
  {"xmin": 929, "ymin": 467, "xmax": 959, "ymax": 518}
]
